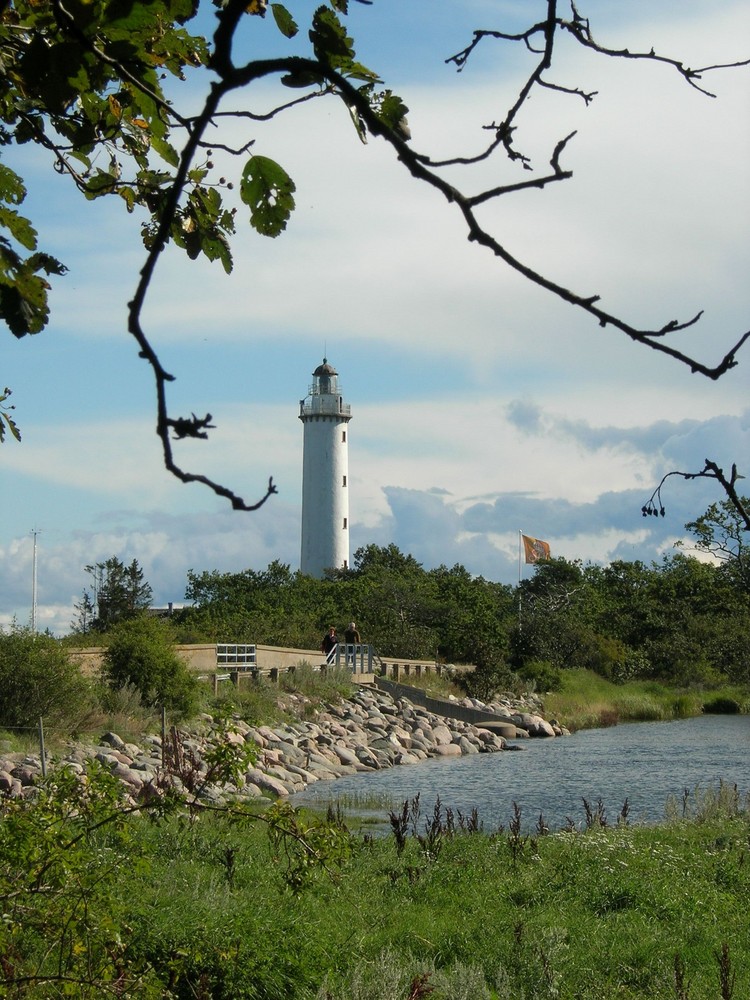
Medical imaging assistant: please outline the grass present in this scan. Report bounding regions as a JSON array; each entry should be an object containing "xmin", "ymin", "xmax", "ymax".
[
  {"xmin": 543, "ymin": 670, "xmax": 749, "ymax": 732},
  {"xmin": 279, "ymin": 661, "xmax": 358, "ymax": 702},
  {"xmin": 395, "ymin": 670, "xmax": 467, "ymax": 701},
  {"xmin": 63, "ymin": 787, "xmax": 750, "ymax": 998},
  {"xmin": 4, "ymin": 655, "xmax": 750, "ymax": 999}
]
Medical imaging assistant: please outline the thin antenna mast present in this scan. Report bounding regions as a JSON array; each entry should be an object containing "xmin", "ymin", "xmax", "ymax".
[{"xmin": 30, "ymin": 527, "xmax": 41, "ymax": 632}]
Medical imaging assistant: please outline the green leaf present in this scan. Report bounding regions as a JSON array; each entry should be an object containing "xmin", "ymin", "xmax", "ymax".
[
  {"xmin": 0, "ymin": 409, "xmax": 21, "ymax": 443},
  {"xmin": 271, "ymin": 3, "xmax": 298, "ymax": 38},
  {"xmin": 0, "ymin": 250, "xmax": 66, "ymax": 337},
  {"xmin": 376, "ymin": 90, "xmax": 410, "ymax": 131},
  {"xmin": 150, "ymin": 134, "xmax": 180, "ymax": 168},
  {"xmin": 0, "ymin": 165, "xmax": 27, "ymax": 207},
  {"xmin": 0, "ymin": 387, "xmax": 21, "ymax": 443},
  {"xmin": 0, "ymin": 206, "xmax": 37, "ymax": 251},
  {"xmin": 310, "ymin": 6, "xmax": 354, "ymax": 65},
  {"xmin": 240, "ymin": 156, "xmax": 296, "ymax": 238},
  {"xmin": 309, "ymin": 7, "xmax": 379, "ymax": 81},
  {"xmin": 84, "ymin": 170, "xmax": 119, "ymax": 199},
  {"xmin": 118, "ymin": 187, "xmax": 137, "ymax": 213}
]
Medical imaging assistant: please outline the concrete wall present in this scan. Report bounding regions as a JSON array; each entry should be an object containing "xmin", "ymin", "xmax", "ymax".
[
  {"xmin": 68, "ymin": 643, "xmax": 475, "ymax": 687},
  {"xmin": 374, "ymin": 677, "xmax": 516, "ymax": 736},
  {"xmin": 68, "ymin": 644, "xmax": 218, "ymax": 677}
]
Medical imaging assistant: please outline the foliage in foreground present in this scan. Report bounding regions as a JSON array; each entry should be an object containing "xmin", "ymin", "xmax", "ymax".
[
  {"xmin": 0, "ymin": 624, "xmax": 94, "ymax": 730},
  {"xmin": 1, "ymin": 763, "xmax": 748, "ymax": 999}
]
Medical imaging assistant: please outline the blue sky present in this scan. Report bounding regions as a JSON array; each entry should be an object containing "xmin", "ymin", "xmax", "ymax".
[{"xmin": 2, "ymin": 1, "xmax": 750, "ymax": 634}]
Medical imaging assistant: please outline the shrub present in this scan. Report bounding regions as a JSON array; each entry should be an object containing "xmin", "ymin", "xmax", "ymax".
[
  {"xmin": 517, "ymin": 659, "xmax": 562, "ymax": 693},
  {"xmin": 0, "ymin": 625, "xmax": 94, "ymax": 733},
  {"xmin": 102, "ymin": 616, "xmax": 198, "ymax": 718},
  {"xmin": 460, "ymin": 660, "xmax": 518, "ymax": 702}
]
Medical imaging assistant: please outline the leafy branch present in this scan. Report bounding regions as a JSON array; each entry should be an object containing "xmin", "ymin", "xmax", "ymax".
[
  {"xmin": 2, "ymin": 0, "xmax": 749, "ymax": 513},
  {"xmin": 0, "ymin": 386, "xmax": 20, "ymax": 443}
]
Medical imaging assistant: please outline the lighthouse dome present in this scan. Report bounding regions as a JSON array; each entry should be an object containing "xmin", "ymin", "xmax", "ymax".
[{"xmin": 313, "ymin": 358, "xmax": 338, "ymax": 377}]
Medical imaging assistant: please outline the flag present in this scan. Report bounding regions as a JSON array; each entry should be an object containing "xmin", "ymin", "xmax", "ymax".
[{"xmin": 522, "ymin": 534, "xmax": 551, "ymax": 564}]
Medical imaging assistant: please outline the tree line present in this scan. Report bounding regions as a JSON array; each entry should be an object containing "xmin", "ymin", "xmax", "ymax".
[{"xmin": 65, "ymin": 498, "xmax": 750, "ymax": 698}]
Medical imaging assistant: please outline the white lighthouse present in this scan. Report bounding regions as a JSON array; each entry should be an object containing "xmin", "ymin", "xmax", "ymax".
[{"xmin": 299, "ymin": 358, "xmax": 352, "ymax": 577}]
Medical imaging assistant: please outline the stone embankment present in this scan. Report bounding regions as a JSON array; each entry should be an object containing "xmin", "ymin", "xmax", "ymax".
[{"xmin": 0, "ymin": 687, "xmax": 566, "ymax": 805}]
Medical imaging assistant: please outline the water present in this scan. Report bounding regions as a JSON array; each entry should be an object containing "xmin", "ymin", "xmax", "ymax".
[{"xmin": 290, "ymin": 714, "xmax": 750, "ymax": 831}]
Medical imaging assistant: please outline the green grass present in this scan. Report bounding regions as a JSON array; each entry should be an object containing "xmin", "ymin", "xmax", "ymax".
[
  {"xmin": 396, "ymin": 670, "xmax": 467, "ymax": 701},
  {"xmin": 543, "ymin": 669, "xmax": 749, "ymax": 732},
  {"xmin": 101, "ymin": 794, "xmax": 750, "ymax": 998},
  {"xmin": 3, "ymin": 755, "xmax": 749, "ymax": 999}
]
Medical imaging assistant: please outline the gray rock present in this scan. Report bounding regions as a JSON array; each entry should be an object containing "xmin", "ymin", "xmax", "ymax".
[
  {"xmin": 431, "ymin": 744, "xmax": 462, "ymax": 757},
  {"xmin": 431, "ymin": 724, "xmax": 453, "ymax": 746},
  {"xmin": 244, "ymin": 768, "xmax": 290, "ymax": 797},
  {"xmin": 100, "ymin": 732, "xmax": 126, "ymax": 750}
]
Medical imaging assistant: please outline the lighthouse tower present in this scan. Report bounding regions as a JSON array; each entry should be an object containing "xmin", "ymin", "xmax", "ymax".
[{"xmin": 299, "ymin": 358, "xmax": 352, "ymax": 577}]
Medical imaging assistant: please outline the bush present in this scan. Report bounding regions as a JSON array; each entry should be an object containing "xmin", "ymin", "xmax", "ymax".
[
  {"xmin": 460, "ymin": 660, "xmax": 517, "ymax": 702},
  {"xmin": 103, "ymin": 616, "xmax": 199, "ymax": 718},
  {"xmin": 517, "ymin": 659, "xmax": 562, "ymax": 693},
  {"xmin": 0, "ymin": 625, "xmax": 94, "ymax": 733}
]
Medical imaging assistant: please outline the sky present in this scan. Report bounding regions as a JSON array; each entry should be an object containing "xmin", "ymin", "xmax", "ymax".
[{"xmin": 2, "ymin": 0, "xmax": 750, "ymax": 635}]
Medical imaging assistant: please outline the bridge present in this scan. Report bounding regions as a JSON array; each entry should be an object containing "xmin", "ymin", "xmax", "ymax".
[{"xmin": 68, "ymin": 642, "xmax": 473, "ymax": 690}]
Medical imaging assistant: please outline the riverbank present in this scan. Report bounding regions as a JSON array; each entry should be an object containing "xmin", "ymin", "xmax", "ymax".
[
  {"xmin": 3, "ymin": 682, "xmax": 749, "ymax": 998},
  {"xmin": 4, "ymin": 762, "xmax": 748, "ymax": 999},
  {"xmin": 0, "ymin": 685, "xmax": 563, "ymax": 804},
  {"xmin": 542, "ymin": 668, "xmax": 750, "ymax": 731}
]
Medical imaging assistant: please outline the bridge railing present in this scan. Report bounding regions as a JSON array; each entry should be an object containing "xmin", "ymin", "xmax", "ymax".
[
  {"xmin": 213, "ymin": 643, "xmax": 258, "ymax": 692},
  {"xmin": 329, "ymin": 643, "xmax": 373, "ymax": 675}
]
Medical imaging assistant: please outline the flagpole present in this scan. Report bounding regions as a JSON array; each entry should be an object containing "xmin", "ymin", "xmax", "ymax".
[
  {"xmin": 517, "ymin": 530, "xmax": 523, "ymax": 634},
  {"xmin": 518, "ymin": 529, "xmax": 522, "ymax": 585}
]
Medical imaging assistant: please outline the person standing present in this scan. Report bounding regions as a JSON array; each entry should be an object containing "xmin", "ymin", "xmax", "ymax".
[
  {"xmin": 321, "ymin": 626, "xmax": 338, "ymax": 664},
  {"xmin": 343, "ymin": 621, "xmax": 360, "ymax": 645},
  {"xmin": 343, "ymin": 621, "xmax": 361, "ymax": 668}
]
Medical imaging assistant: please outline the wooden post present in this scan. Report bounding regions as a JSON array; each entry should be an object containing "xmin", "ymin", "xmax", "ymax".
[{"xmin": 38, "ymin": 717, "xmax": 47, "ymax": 778}]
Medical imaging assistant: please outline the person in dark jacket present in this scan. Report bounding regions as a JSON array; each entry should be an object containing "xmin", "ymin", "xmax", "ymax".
[{"xmin": 321, "ymin": 626, "xmax": 337, "ymax": 658}]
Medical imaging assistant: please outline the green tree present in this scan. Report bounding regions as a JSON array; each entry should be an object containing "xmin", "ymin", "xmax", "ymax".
[
  {"xmin": 85, "ymin": 556, "xmax": 153, "ymax": 631},
  {"xmin": 2, "ymin": 1, "xmax": 746, "ymax": 511},
  {"xmin": 181, "ymin": 560, "xmax": 323, "ymax": 647},
  {"xmin": 685, "ymin": 496, "xmax": 750, "ymax": 594},
  {"xmin": 428, "ymin": 563, "xmax": 514, "ymax": 669},
  {"xmin": 103, "ymin": 615, "xmax": 198, "ymax": 717},
  {"xmin": 70, "ymin": 588, "xmax": 96, "ymax": 636},
  {"xmin": 0, "ymin": 624, "xmax": 93, "ymax": 731}
]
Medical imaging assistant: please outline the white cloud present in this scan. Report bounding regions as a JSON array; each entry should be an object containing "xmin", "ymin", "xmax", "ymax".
[{"xmin": 3, "ymin": 1, "xmax": 749, "ymax": 634}]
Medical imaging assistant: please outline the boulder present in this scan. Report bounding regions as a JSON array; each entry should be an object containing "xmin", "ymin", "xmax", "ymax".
[{"xmin": 431, "ymin": 744, "xmax": 462, "ymax": 757}]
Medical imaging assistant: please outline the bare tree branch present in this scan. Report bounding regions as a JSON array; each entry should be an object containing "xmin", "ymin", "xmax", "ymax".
[
  {"xmin": 118, "ymin": 0, "xmax": 749, "ymax": 509},
  {"xmin": 644, "ymin": 461, "xmax": 750, "ymax": 532}
]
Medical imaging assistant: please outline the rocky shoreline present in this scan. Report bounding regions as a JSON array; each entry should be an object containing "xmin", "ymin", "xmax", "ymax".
[{"xmin": 0, "ymin": 686, "xmax": 566, "ymax": 806}]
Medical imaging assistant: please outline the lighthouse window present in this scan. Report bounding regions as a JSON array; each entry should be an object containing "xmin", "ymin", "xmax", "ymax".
[
  {"xmin": 342, "ymin": 430, "xmax": 346, "ymax": 443},
  {"xmin": 343, "ymin": 517, "xmax": 348, "ymax": 529},
  {"xmin": 342, "ymin": 475, "xmax": 347, "ymax": 487}
]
